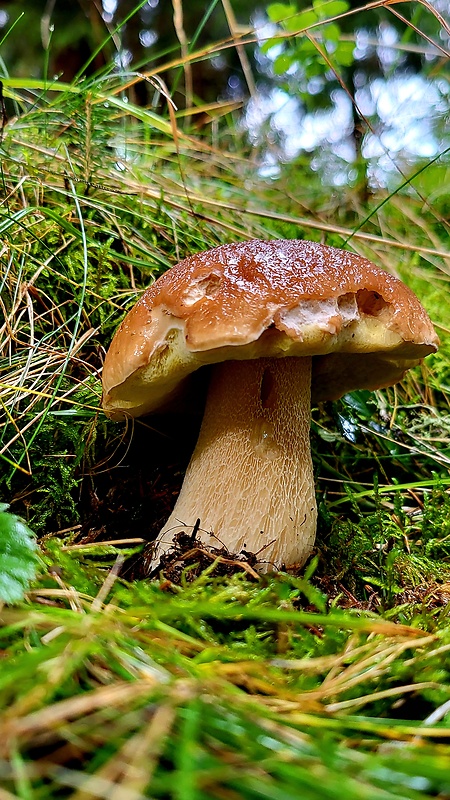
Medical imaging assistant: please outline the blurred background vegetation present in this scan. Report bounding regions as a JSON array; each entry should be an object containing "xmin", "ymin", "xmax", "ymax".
[{"xmin": 1, "ymin": 0, "xmax": 448, "ymax": 193}]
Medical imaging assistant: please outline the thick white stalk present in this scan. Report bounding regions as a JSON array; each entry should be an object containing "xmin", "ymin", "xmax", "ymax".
[{"xmin": 154, "ymin": 356, "xmax": 316, "ymax": 571}]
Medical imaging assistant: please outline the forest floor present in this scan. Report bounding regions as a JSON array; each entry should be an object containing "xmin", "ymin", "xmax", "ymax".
[{"xmin": 0, "ymin": 54, "xmax": 450, "ymax": 799}]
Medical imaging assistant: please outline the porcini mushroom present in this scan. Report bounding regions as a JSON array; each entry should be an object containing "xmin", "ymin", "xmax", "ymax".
[{"xmin": 102, "ymin": 239, "xmax": 438, "ymax": 571}]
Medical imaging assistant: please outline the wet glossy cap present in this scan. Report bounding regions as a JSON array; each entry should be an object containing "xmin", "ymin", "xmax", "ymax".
[{"xmin": 102, "ymin": 239, "xmax": 439, "ymax": 419}]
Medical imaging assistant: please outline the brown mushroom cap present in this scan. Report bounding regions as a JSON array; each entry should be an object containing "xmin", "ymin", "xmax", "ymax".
[{"xmin": 102, "ymin": 239, "xmax": 438, "ymax": 420}]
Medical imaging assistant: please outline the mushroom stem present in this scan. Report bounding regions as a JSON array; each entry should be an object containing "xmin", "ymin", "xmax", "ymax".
[{"xmin": 153, "ymin": 356, "xmax": 317, "ymax": 571}]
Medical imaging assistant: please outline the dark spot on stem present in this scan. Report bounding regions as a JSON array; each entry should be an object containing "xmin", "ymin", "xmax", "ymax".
[{"xmin": 260, "ymin": 367, "xmax": 276, "ymax": 409}]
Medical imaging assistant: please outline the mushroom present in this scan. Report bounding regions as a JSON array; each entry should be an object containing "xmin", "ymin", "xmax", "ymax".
[{"xmin": 102, "ymin": 239, "xmax": 438, "ymax": 571}]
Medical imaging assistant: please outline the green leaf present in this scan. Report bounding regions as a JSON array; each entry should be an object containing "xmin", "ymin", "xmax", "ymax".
[
  {"xmin": 334, "ymin": 40, "xmax": 355, "ymax": 66},
  {"xmin": 323, "ymin": 22, "xmax": 341, "ymax": 42},
  {"xmin": 342, "ymin": 391, "xmax": 376, "ymax": 419},
  {"xmin": 326, "ymin": 0, "xmax": 350, "ymax": 12},
  {"xmin": 284, "ymin": 10, "xmax": 318, "ymax": 32},
  {"xmin": 0, "ymin": 506, "xmax": 40, "ymax": 603},
  {"xmin": 260, "ymin": 37, "xmax": 283, "ymax": 55},
  {"xmin": 267, "ymin": 3, "xmax": 297, "ymax": 23},
  {"xmin": 273, "ymin": 53, "xmax": 297, "ymax": 74},
  {"xmin": 313, "ymin": 0, "xmax": 349, "ymax": 19},
  {"xmin": 298, "ymin": 37, "xmax": 320, "ymax": 54}
]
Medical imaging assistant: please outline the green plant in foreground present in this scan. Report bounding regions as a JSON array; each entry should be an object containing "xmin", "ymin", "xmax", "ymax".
[
  {"xmin": 1, "ymin": 548, "xmax": 450, "ymax": 799},
  {"xmin": 0, "ymin": 503, "xmax": 40, "ymax": 602}
]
